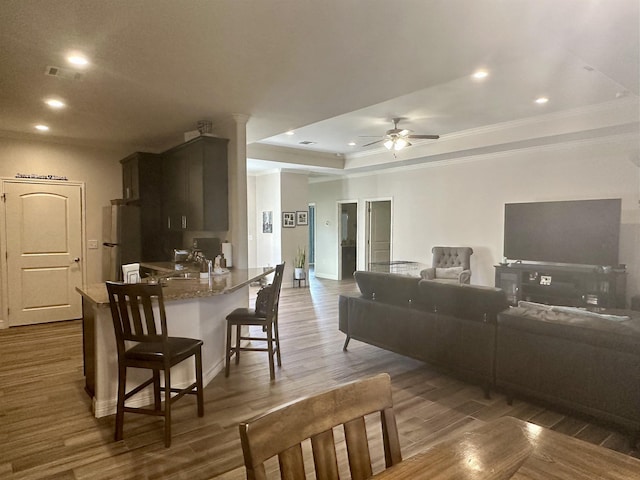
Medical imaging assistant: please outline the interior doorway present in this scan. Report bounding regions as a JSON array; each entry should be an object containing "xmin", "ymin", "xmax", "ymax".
[
  {"xmin": 308, "ymin": 204, "xmax": 315, "ymax": 268},
  {"xmin": 365, "ymin": 200, "xmax": 392, "ymax": 270},
  {"xmin": 1, "ymin": 179, "xmax": 85, "ymax": 326},
  {"xmin": 338, "ymin": 202, "xmax": 357, "ymax": 280}
]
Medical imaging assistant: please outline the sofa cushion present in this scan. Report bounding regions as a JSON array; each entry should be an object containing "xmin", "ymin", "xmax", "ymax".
[
  {"xmin": 353, "ymin": 270, "xmax": 420, "ymax": 305},
  {"xmin": 417, "ymin": 280, "xmax": 508, "ymax": 322},
  {"xmin": 498, "ymin": 306, "xmax": 640, "ymax": 354},
  {"xmin": 435, "ymin": 266, "xmax": 463, "ymax": 279},
  {"xmin": 457, "ymin": 284, "xmax": 509, "ymax": 323}
]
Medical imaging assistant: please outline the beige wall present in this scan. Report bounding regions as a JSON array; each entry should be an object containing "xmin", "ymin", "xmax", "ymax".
[
  {"xmin": 0, "ymin": 135, "xmax": 126, "ymax": 277},
  {"xmin": 0, "ymin": 135, "xmax": 126, "ymax": 323},
  {"xmin": 253, "ymin": 171, "xmax": 282, "ymax": 269},
  {"xmin": 280, "ymin": 172, "xmax": 309, "ymax": 286},
  {"xmin": 249, "ymin": 170, "xmax": 309, "ymax": 286},
  {"xmin": 310, "ymin": 140, "xmax": 640, "ymax": 303}
]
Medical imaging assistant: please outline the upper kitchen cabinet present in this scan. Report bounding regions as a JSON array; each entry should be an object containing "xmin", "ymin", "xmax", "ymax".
[
  {"xmin": 121, "ymin": 152, "xmax": 161, "ymax": 202},
  {"xmin": 119, "ymin": 152, "xmax": 166, "ymax": 261},
  {"xmin": 162, "ymin": 136, "xmax": 229, "ymax": 232}
]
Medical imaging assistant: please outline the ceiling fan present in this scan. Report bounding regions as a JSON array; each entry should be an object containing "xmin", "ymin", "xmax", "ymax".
[{"xmin": 362, "ymin": 117, "xmax": 439, "ymax": 151}]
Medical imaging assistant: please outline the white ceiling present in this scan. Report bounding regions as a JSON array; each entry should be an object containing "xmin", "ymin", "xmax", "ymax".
[{"xmin": 1, "ymin": 0, "xmax": 638, "ymax": 174}]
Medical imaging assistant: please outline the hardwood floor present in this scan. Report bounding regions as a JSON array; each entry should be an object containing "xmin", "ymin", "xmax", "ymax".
[{"xmin": 0, "ymin": 274, "xmax": 638, "ymax": 479}]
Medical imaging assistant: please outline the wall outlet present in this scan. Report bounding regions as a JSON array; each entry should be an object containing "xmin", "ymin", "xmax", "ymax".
[{"xmin": 88, "ymin": 239, "xmax": 98, "ymax": 249}]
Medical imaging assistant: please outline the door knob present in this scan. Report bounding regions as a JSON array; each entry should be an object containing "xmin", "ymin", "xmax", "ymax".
[{"xmin": 74, "ymin": 257, "xmax": 80, "ymax": 262}]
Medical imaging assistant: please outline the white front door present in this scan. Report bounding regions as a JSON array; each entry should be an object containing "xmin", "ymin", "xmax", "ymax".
[{"xmin": 3, "ymin": 180, "xmax": 84, "ymax": 326}]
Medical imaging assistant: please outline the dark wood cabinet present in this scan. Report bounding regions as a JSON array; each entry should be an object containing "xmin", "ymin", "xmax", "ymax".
[
  {"xmin": 162, "ymin": 136, "xmax": 229, "ymax": 232},
  {"xmin": 120, "ymin": 152, "xmax": 167, "ymax": 261},
  {"xmin": 121, "ymin": 154, "xmax": 140, "ymax": 201},
  {"xmin": 495, "ymin": 263, "xmax": 626, "ymax": 309}
]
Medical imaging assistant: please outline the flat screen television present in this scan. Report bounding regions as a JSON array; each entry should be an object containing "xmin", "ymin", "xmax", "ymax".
[{"xmin": 503, "ymin": 199, "xmax": 621, "ymax": 266}]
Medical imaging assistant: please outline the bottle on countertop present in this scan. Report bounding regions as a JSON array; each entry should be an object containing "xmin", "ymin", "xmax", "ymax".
[
  {"xmin": 220, "ymin": 253, "xmax": 226, "ymax": 269},
  {"xmin": 199, "ymin": 258, "xmax": 209, "ymax": 280}
]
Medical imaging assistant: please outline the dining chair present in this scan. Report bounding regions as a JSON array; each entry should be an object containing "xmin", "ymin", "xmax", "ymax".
[
  {"xmin": 239, "ymin": 373, "xmax": 402, "ymax": 479},
  {"xmin": 225, "ymin": 263, "xmax": 285, "ymax": 380},
  {"xmin": 105, "ymin": 281, "xmax": 204, "ymax": 448}
]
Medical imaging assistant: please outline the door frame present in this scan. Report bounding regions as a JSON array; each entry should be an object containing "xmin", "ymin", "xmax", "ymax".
[
  {"xmin": 337, "ymin": 200, "xmax": 358, "ymax": 280},
  {"xmin": 308, "ymin": 203, "xmax": 316, "ymax": 267},
  {"xmin": 364, "ymin": 197, "xmax": 393, "ymax": 270},
  {"xmin": 0, "ymin": 178, "xmax": 87, "ymax": 329}
]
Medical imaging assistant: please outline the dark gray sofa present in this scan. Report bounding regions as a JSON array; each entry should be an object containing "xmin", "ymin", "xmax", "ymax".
[
  {"xmin": 339, "ymin": 271, "xmax": 508, "ymax": 396},
  {"xmin": 496, "ymin": 303, "xmax": 640, "ymax": 440},
  {"xmin": 339, "ymin": 271, "xmax": 640, "ymax": 444}
]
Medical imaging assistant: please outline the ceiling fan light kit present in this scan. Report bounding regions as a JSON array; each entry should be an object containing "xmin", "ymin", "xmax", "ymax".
[
  {"xmin": 384, "ymin": 137, "xmax": 410, "ymax": 151},
  {"xmin": 363, "ymin": 117, "xmax": 439, "ymax": 151}
]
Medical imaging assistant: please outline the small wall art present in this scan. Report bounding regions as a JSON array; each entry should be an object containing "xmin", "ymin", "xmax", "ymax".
[
  {"xmin": 296, "ymin": 210, "xmax": 308, "ymax": 226},
  {"xmin": 283, "ymin": 211, "xmax": 295, "ymax": 228},
  {"xmin": 262, "ymin": 211, "xmax": 273, "ymax": 233}
]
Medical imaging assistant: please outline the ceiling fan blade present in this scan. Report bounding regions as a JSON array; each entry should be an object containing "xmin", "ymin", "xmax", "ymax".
[
  {"xmin": 408, "ymin": 134, "xmax": 440, "ymax": 140},
  {"xmin": 358, "ymin": 135, "xmax": 383, "ymax": 138},
  {"xmin": 362, "ymin": 139, "xmax": 383, "ymax": 147}
]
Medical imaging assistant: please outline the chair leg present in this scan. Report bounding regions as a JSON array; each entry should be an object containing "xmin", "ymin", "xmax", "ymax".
[
  {"xmin": 153, "ymin": 370, "xmax": 161, "ymax": 411},
  {"xmin": 266, "ymin": 323, "xmax": 275, "ymax": 380},
  {"xmin": 225, "ymin": 321, "xmax": 232, "ymax": 377},
  {"xmin": 195, "ymin": 348, "xmax": 204, "ymax": 417},
  {"xmin": 164, "ymin": 367, "xmax": 172, "ymax": 448},
  {"xmin": 274, "ymin": 316, "xmax": 282, "ymax": 367},
  {"xmin": 235, "ymin": 324, "xmax": 241, "ymax": 365},
  {"xmin": 115, "ymin": 363, "xmax": 127, "ymax": 441}
]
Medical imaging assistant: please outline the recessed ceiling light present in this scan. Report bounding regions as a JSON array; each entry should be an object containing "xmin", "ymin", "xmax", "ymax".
[
  {"xmin": 67, "ymin": 54, "xmax": 89, "ymax": 67},
  {"xmin": 472, "ymin": 70, "xmax": 489, "ymax": 79},
  {"xmin": 348, "ymin": 142, "xmax": 356, "ymax": 146},
  {"xmin": 45, "ymin": 98, "xmax": 66, "ymax": 109},
  {"xmin": 285, "ymin": 130, "xmax": 295, "ymax": 135},
  {"xmin": 35, "ymin": 124, "xmax": 49, "ymax": 131},
  {"xmin": 535, "ymin": 97, "xmax": 549, "ymax": 104}
]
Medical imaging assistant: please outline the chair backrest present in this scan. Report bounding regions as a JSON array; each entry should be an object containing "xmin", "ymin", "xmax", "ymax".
[
  {"xmin": 106, "ymin": 281, "xmax": 168, "ymax": 357},
  {"xmin": 431, "ymin": 246, "xmax": 473, "ymax": 270},
  {"xmin": 239, "ymin": 373, "xmax": 402, "ymax": 480},
  {"xmin": 265, "ymin": 263, "xmax": 285, "ymax": 321}
]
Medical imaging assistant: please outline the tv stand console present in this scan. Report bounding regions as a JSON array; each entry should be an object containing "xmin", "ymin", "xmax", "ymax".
[{"xmin": 494, "ymin": 263, "xmax": 626, "ymax": 309}]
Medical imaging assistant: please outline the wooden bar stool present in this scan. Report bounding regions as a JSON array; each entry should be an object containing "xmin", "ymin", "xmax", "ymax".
[
  {"xmin": 225, "ymin": 263, "xmax": 285, "ymax": 380},
  {"xmin": 106, "ymin": 281, "xmax": 204, "ymax": 448}
]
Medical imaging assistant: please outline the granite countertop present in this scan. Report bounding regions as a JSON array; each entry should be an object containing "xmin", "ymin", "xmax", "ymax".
[
  {"xmin": 140, "ymin": 261, "xmax": 201, "ymax": 274},
  {"xmin": 77, "ymin": 267, "xmax": 274, "ymax": 306}
]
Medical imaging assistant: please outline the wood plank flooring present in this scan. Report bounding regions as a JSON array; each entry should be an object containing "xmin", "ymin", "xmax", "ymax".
[{"xmin": 0, "ymin": 274, "xmax": 638, "ymax": 479}]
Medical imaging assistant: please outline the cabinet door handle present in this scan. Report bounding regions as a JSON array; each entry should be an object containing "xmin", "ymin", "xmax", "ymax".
[
  {"xmin": 182, "ymin": 215, "xmax": 187, "ymax": 229},
  {"xmin": 126, "ymin": 187, "xmax": 130, "ymax": 198},
  {"xmin": 167, "ymin": 216, "xmax": 171, "ymax": 229}
]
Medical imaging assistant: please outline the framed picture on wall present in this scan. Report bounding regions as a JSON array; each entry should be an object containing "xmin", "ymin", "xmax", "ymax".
[
  {"xmin": 296, "ymin": 210, "xmax": 308, "ymax": 226},
  {"xmin": 262, "ymin": 211, "xmax": 273, "ymax": 233},
  {"xmin": 283, "ymin": 211, "xmax": 295, "ymax": 228}
]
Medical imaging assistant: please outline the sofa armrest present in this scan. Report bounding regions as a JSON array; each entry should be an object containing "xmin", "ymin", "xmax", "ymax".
[
  {"xmin": 459, "ymin": 269, "xmax": 471, "ymax": 284},
  {"xmin": 420, "ymin": 267, "xmax": 436, "ymax": 280}
]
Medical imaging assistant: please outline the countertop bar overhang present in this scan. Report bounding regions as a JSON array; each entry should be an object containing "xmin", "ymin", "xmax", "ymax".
[{"xmin": 77, "ymin": 267, "xmax": 274, "ymax": 418}]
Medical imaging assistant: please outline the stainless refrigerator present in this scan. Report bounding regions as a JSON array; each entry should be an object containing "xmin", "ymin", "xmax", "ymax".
[{"xmin": 102, "ymin": 203, "xmax": 141, "ymax": 281}]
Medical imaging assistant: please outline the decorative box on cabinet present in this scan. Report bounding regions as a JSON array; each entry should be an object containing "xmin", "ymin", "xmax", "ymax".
[
  {"xmin": 162, "ymin": 135, "xmax": 229, "ymax": 232},
  {"xmin": 495, "ymin": 263, "xmax": 626, "ymax": 309}
]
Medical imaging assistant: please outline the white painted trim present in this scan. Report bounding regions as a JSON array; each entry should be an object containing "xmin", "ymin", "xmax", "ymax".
[
  {"xmin": 344, "ymin": 98, "xmax": 640, "ymax": 162},
  {"xmin": 320, "ymin": 132, "xmax": 640, "ymax": 182},
  {"xmin": 337, "ymin": 200, "xmax": 359, "ymax": 280}
]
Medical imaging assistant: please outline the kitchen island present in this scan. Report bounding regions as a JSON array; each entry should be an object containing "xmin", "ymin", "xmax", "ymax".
[{"xmin": 77, "ymin": 267, "xmax": 274, "ymax": 418}]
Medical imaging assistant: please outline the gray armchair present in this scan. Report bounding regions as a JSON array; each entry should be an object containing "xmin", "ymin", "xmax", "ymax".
[{"xmin": 420, "ymin": 246, "xmax": 473, "ymax": 284}]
